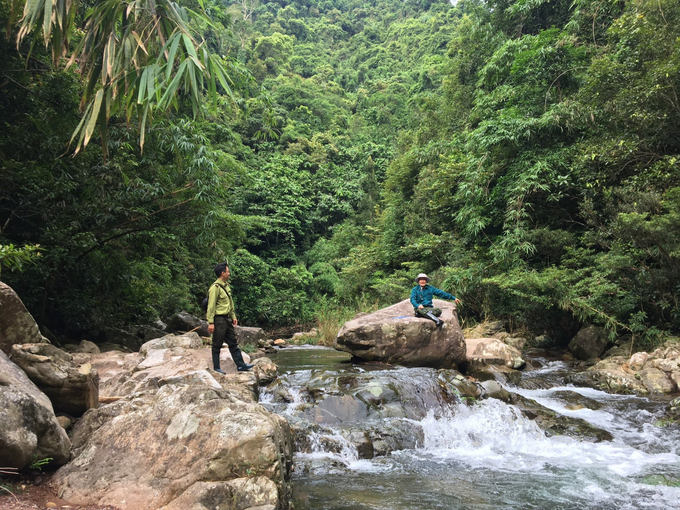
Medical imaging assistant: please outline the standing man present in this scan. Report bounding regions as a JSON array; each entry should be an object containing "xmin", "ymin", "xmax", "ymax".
[
  {"xmin": 410, "ymin": 273, "xmax": 461, "ymax": 327},
  {"xmin": 206, "ymin": 262, "xmax": 253, "ymax": 373}
]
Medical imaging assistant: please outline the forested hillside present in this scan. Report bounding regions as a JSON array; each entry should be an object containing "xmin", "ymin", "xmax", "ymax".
[{"xmin": 1, "ymin": 0, "xmax": 679, "ymax": 349}]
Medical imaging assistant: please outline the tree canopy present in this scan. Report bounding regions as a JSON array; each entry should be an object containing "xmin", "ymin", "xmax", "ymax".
[{"xmin": 2, "ymin": 0, "xmax": 679, "ymax": 349}]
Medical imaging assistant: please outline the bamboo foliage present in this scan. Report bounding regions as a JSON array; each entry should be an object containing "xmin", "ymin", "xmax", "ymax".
[{"xmin": 13, "ymin": 0, "xmax": 238, "ymax": 156}]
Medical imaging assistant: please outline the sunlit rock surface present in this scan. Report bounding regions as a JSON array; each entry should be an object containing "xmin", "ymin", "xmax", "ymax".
[
  {"xmin": 465, "ymin": 337, "xmax": 526, "ymax": 369},
  {"xmin": 53, "ymin": 337, "xmax": 291, "ymax": 509},
  {"xmin": 566, "ymin": 340, "xmax": 680, "ymax": 395},
  {"xmin": 54, "ymin": 382, "xmax": 292, "ymax": 509}
]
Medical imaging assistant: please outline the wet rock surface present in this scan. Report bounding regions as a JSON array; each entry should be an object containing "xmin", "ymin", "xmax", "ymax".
[
  {"xmin": 260, "ymin": 347, "xmax": 619, "ymax": 462},
  {"xmin": 507, "ymin": 392, "xmax": 614, "ymax": 442},
  {"xmin": 262, "ymin": 366, "xmax": 469, "ymax": 458},
  {"xmin": 462, "ymin": 361, "xmax": 522, "ymax": 385}
]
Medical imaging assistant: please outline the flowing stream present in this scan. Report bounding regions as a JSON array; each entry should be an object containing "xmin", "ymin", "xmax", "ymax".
[{"xmin": 260, "ymin": 347, "xmax": 680, "ymax": 510}]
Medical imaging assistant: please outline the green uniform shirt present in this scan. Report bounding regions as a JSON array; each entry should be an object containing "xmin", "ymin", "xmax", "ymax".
[{"xmin": 206, "ymin": 278, "xmax": 236, "ymax": 324}]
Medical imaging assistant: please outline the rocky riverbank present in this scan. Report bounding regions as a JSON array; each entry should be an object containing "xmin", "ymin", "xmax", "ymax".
[{"xmin": 1, "ymin": 282, "xmax": 293, "ymax": 510}]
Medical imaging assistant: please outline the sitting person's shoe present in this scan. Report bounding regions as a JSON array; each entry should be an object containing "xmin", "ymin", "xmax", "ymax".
[
  {"xmin": 237, "ymin": 364, "xmax": 254, "ymax": 372},
  {"xmin": 214, "ymin": 368, "xmax": 226, "ymax": 374}
]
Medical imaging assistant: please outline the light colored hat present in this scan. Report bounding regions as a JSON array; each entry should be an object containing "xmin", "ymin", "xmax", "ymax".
[{"xmin": 415, "ymin": 273, "xmax": 430, "ymax": 282}]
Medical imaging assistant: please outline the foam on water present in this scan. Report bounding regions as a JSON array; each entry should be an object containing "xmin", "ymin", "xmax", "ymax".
[
  {"xmin": 513, "ymin": 385, "xmax": 679, "ymax": 454},
  {"xmin": 411, "ymin": 399, "xmax": 680, "ymax": 478},
  {"xmin": 262, "ymin": 348, "xmax": 680, "ymax": 509}
]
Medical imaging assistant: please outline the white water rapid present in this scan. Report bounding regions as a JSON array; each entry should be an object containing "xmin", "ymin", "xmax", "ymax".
[{"xmin": 262, "ymin": 347, "xmax": 680, "ymax": 510}]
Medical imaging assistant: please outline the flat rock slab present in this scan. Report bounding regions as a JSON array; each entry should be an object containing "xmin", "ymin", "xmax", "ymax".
[
  {"xmin": 76, "ymin": 341, "xmax": 253, "ymax": 399},
  {"xmin": 335, "ymin": 299, "xmax": 466, "ymax": 369}
]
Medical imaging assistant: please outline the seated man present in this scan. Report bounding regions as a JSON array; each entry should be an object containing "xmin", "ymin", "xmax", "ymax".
[{"xmin": 410, "ymin": 273, "xmax": 460, "ymax": 327}]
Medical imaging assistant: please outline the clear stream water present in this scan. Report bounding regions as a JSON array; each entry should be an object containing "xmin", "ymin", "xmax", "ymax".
[{"xmin": 261, "ymin": 347, "xmax": 680, "ymax": 510}]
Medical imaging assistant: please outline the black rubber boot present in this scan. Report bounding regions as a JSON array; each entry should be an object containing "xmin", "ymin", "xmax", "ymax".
[
  {"xmin": 425, "ymin": 311, "xmax": 443, "ymax": 327},
  {"xmin": 212, "ymin": 350, "xmax": 222, "ymax": 371},
  {"xmin": 230, "ymin": 346, "xmax": 253, "ymax": 371}
]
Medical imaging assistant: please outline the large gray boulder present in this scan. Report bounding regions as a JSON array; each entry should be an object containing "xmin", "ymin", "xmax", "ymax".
[
  {"xmin": 167, "ymin": 312, "xmax": 209, "ymax": 337},
  {"xmin": 10, "ymin": 343, "xmax": 99, "ymax": 417},
  {"xmin": 102, "ymin": 326, "xmax": 146, "ymax": 352},
  {"xmin": 334, "ymin": 299, "xmax": 466, "ymax": 369},
  {"xmin": 52, "ymin": 355, "xmax": 292, "ymax": 509},
  {"xmin": 465, "ymin": 337, "xmax": 525, "ymax": 369},
  {"xmin": 0, "ymin": 282, "xmax": 49, "ymax": 355},
  {"xmin": 0, "ymin": 349, "xmax": 71, "ymax": 469},
  {"xmin": 236, "ymin": 325, "xmax": 267, "ymax": 347},
  {"xmin": 568, "ymin": 325, "xmax": 611, "ymax": 360}
]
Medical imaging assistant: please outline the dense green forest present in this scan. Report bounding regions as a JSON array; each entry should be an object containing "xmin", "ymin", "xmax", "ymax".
[{"xmin": 1, "ymin": 0, "xmax": 679, "ymax": 349}]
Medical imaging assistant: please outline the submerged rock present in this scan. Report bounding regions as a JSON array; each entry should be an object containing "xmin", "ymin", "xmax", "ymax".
[
  {"xmin": 335, "ymin": 299, "xmax": 465, "ymax": 369},
  {"xmin": 462, "ymin": 361, "xmax": 522, "ymax": 385},
  {"xmin": 548, "ymin": 390, "xmax": 603, "ymax": 411},
  {"xmin": 669, "ymin": 397, "xmax": 680, "ymax": 417},
  {"xmin": 507, "ymin": 392, "xmax": 614, "ymax": 443},
  {"xmin": 263, "ymin": 366, "xmax": 467, "ymax": 458},
  {"xmin": 479, "ymin": 380, "xmax": 511, "ymax": 402}
]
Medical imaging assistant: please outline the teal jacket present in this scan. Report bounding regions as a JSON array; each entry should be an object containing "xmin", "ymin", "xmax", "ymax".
[{"xmin": 410, "ymin": 284, "xmax": 455, "ymax": 309}]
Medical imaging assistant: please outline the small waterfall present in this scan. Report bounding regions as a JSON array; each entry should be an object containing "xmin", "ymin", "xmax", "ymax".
[
  {"xmin": 411, "ymin": 398, "xmax": 679, "ymax": 478},
  {"xmin": 262, "ymin": 347, "xmax": 680, "ymax": 510}
]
